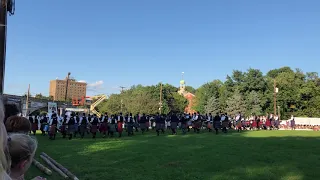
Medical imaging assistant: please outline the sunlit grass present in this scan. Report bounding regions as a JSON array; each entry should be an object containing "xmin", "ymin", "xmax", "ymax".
[{"xmin": 26, "ymin": 130, "xmax": 320, "ymax": 180}]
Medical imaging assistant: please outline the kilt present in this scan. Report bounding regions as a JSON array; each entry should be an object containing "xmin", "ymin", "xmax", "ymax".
[
  {"xmin": 237, "ymin": 121, "xmax": 242, "ymax": 128},
  {"xmin": 214, "ymin": 121, "xmax": 221, "ymax": 129},
  {"xmin": 127, "ymin": 123, "xmax": 134, "ymax": 132},
  {"xmin": 181, "ymin": 123, "xmax": 187, "ymax": 129},
  {"xmin": 49, "ymin": 125, "xmax": 57, "ymax": 135},
  {"xmin": 91, "ymin": 125, "xmax": 98, "ymax": 133},
  {"xmin": 171, "ymin": 122, "xmax": 178, "ymax": 129},
  {"xmin": 68, "ymin": 125, "xmax": 76, "ymax": 133},
  {"xmin": 140, "ymin": 123, "xmax": 147, "ymax": 130},
  {"xmin": 109, "ymin": 124, "xmax": 116, "ymax": 132},
  {"xmin": 32, "ymin": 123, "xmax": 38, "ymax": 131},
  {"xmin": 156, "ymin": 123, "xmax": 165, "ymax": 130},
  {"xmin": 194, "ymin": 121, "xmax": 201, "ymax": 129},
  {"xmin": 252, "ymin": 121, "xmax": 257, "ymax": 127},
  {"xmin": 60, "ymin": 125, "xmax": 66, "ymax": 133},
  {"xmin": 222, "ymin": 121, "xmax": 228, "ymax": 128},
  {"xmin": 99, "ymin": 123, "xmax": 107, "ymax": 132},
  {"xmin": 79, "ymin": 125, "xmax": 87, "ymax": 133},
  {"xmin": 207, "ymin": 122, "xmax": 212, "ymax": 129},
  {"xmin": 266, "ymin": 120, "xmax": 271, "ymax": 127},
  {"xmin": 117, "ymin": 122, "xmax": 123, "ymax": 132}
]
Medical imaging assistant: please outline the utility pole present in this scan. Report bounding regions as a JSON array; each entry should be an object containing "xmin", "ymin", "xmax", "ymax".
[
  {"xmin": 25, "ymin": 84, "xmax": 30, "ymax": 116},
  {"xmin": 278, "ymin": 105, "xmax": 281, "ymax": 121},
  {"xmin": 273, "ymin": 79, "xmax": 277, "ymax": 116},
  {"xmin": 64, "ymin": 72, "xmax": 71, "ymax": 101},
  {"xmin": 159, "ymin": 82, "xmax": 163, "ymax": 114},
  {"xmin": 119, "ymin": 86, "xmax": 126, "ymax": 93},
  {"xmin": 119, "ymin": 86, "xmax": 126, "ymax": 112},
  {"xmin": 0, "ymin": 0, "xmax": 15, "ymax": 94}
]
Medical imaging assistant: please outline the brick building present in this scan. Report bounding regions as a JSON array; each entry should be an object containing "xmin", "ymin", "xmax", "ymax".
[{"xmin": 49, "ymin": 79, "xmax": 87, "ymax": 101}]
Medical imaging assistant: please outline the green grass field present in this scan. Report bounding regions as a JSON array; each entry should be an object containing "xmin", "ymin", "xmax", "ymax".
[{"xmin": 26, "ymin": 130, "xmax": 320, "ymax": 180}]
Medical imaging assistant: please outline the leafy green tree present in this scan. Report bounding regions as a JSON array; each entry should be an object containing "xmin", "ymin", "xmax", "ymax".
[
  {"xmin": 226, "ymin": 89, "xmax": 246, "ymax": 117},
  {"xmin": 205, "ymin": 96, "xmax": 221, "ymax": 115},
  {"xmin": 246, "ymin": 91, "xmax": 262, "ymax": 116}
]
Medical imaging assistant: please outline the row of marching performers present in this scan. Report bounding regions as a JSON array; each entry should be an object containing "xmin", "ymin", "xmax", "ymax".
[
  {"xmin": 28, "ymin": 111, "xmax": 282, "ymax": 140},
  {"xmin": 28, "ymin": 112, "xmax": 232, "ymax": 139}
]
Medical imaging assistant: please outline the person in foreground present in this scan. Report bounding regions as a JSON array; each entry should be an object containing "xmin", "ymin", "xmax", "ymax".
[{"xmin": 7, "ymin": 133, "xmax": 44, "ymax": 180}]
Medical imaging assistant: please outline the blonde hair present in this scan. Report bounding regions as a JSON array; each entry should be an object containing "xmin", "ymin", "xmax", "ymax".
[
  {"xmin": 8, "ymin": 133, "xmax": 37, "ymax": 169},
  {"xmin": 0, "ymin": 96, "xmax": 11, "ymax": 179}
]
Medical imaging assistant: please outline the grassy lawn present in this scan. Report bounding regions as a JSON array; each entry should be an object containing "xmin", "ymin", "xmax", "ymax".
[{"xmin": 26, "ymin": 130, "xmax": 320, "ymax": 180}]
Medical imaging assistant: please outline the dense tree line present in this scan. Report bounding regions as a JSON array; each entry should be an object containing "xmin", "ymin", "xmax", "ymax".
[
  {"xmin": 193, "ymin": 67, "xmax": 320, "ymax": 119},
  {"xmin": 97, "ymin": 84, "xmax": 188, "ymax": 115},
  {"xmin": 97, "ymin": 67, "xmax": 320, "ymax": 119}
]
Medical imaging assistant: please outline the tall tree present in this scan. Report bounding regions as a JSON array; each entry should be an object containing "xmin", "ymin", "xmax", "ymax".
[
  {"xmin": 204, "ymin": 96, "xmax": 221, "ymax": 115},
  {"xmin": 246, "ymin": 91, "xmax": 262, "ymax": 116},
  {"xmin": 226, "ymin": 89, "xmax": 246, "ymax": 117}
]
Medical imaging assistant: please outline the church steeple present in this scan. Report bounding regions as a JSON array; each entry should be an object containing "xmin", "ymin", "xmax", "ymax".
[{"xmin": 178, "ymin": 72, "xmax": 186, "ymax": 95}]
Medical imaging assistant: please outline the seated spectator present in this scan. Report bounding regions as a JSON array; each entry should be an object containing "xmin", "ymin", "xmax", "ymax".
[
  {"xmin": 5, "ymin": 116, "xmax": 31, "ymax": 134},
  {"xmin": 4, "ymin": 104, "xmax": 19, "ymax": 124},
  {"xmin": 0, "ymin": 97, "xmax": 11, "ymax": 179},
  {"xmin": 7, "ymin": 133, "xmax": 37, "ymax": 180}
]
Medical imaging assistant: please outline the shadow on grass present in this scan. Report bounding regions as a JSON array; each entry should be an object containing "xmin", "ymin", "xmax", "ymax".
[{"xmin": 26, "ymin": 130, "xmax": 320, "ymax": 180}]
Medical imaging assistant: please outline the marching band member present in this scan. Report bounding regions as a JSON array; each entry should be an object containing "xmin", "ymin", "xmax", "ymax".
[
  {"xmin": 117, "ymin": 113, "xmax": 124, "ymax": 137},
  {"xmin": 127, "ymin": 113, "xmax": 135, "ymax": 136},
  {"xmin": 79, "ymin": 113, "xmax": 89, "ymax": 139},
  {"xmin": 207, "ymin": 113, "xmax": 213, "ymax": 132},
  {"xmin": 66, "ymin": 113, "xmax": 77, "ymax": 140},
  {"xmin": 40, "ymin": 115, "xmax": 49, "ymax": 136},
  {"xmin": 180, "ymin": 114, "xmax": 188, "ymax": 135},
  {"xmin": 139, "ymin": 113, "xmax": 147, "ymax": 134},
  {"xmin": 236, "ymin": 112, "xmax": 242, "ymax": 132},
  {"xmin": 170, "ymin": 112, "xmax": 179, "ymax": 135},
  {"xmin": 90, "ymin": 114, "xmax": 99, "ymax": 139},
  {"xmin": 222, "ymin": 113, "xmax": 229, "ymax": 133},
  {"xmin": 108, "ymin": 115, "xmax": 117, "ymax": 137},
  {"xmin": 30, "ymin": 115, "xmax": 38, "ymax": 136},
  {"xmin": 48, "ymin": 113, "xmax": 59, "ymax": 140},
  {"xmin": 214, "ymin": 113, "xmax": 221, "ymax": 134},
  {"xmin": 99, "ymin": 113, "xmax": 108, "ymax": 138}
]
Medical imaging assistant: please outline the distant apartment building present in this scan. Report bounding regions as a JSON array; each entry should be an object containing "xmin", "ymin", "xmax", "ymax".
[{"xmin": 49, "ymin": 78, "xmax": 87, "ymax": 101}]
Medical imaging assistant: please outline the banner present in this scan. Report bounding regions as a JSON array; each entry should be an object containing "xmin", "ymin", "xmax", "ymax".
[
  {"xmin": 31, "ymin": 101, "xmax": 46, "ymax": 109},
  {"xmin": 48, "ymin": 102, "xmax": 58, "ymax": 114}
]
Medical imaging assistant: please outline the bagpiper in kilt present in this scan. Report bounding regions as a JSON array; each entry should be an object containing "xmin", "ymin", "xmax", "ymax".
[
  {"xmin": 139, "ymin": 114, "xmax": 147, "ymax": 134},
  {"xmin": 222, "ymin": 113, "xmax": 229, "ymax": 133},
  {"xmin": 207, "ymin": 113, "xmax": 213, "ymax": 132},
  {"xmin": 40, "ymin": 115, "xmax": 49, "ymax": 136},
  {"xmin": 170, "ymin": 113, "xmax": 179, "ymax": 135},
  {"xmin": 49, "ymin": 113, "xmax": 59, "ymax": 140},
  {"xmin": 213, "ymin": 113, "xmax": 221, "ymax": 135},
  {"xmin": 155, "ymin": 113, "xmax": 164, "ymax": 136},
  {"xmin": 180, "ymin": 114, "xmax": 188, "ymax": 135},
  {"xmin": 127, "ymin": 113, "xmax": 135, "ymax": 136},
  {"xmin": 90, "ymin": 114, "xmax": 99, "ymax": 139},
  {"xmin": 30, "ymin": 116, "xmax": 38, "ymax": 136},
  {"xmin": 74, "ymin": 113, "xmax": 80, "ymax": 138},
  {"xmin": 108, "ymin": 115, "xmax": 117, "ymax": 137},
  {"xmin": 60, "ymin": 115, "xmax": 68, "ymax": 138},
  {"xmin": 67, "ymin": 114, "xmax": 77, "ymax": 140},
  {"xmin": 79, "ymin": 113, "xmax": 88, "ymax": 139},
  {"xmin": 117, "ymin": 113, "xmax": 124, "ymax": 137},
  {"xmin": 99, "ymin": 113, "xmax": 108, "ymax": 138}
]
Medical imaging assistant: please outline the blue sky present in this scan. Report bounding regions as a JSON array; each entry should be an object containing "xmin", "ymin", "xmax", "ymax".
[{"xmin": 5, "ymin": 0, "xmax": 320, "ymax": 96}]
